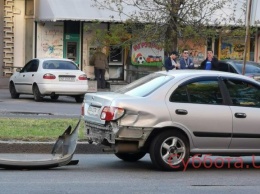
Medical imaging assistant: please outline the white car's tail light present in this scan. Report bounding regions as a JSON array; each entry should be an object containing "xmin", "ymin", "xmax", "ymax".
[
  {"xmin": 100, "ymin": 106, "xmax": 125, "ymax": 121},
  {"xmin": 43, "ymin": 73, "xmax": 56, "ymax": 79},
  {"xmin": 79, "ymin": 74, "xmax": 87, "ymax": 80}
]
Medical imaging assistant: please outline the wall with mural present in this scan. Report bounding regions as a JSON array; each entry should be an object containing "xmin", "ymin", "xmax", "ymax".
[
  {"xmin": 178, "ymin": 39, "xmax": 206, "ymax": 67},
  {"xmin": 36, "ymin": 22, "xmax": 63, "ymax": 58},
  {"xmin": 219, "ymin": 36, "xmax": 249, "ymax": 60},
  {"xmin": 131, "ymin": 42, "xmax": 164, "ymax": 66}
]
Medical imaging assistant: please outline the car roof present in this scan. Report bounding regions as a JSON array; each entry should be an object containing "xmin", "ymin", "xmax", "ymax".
[
  {"xmin": 220, "ymin": 59, "xmax": 260, "ymax": 65},
  {"xmin": 156, "ymin": 70, "xmax": 258, "ymax": 82},
  {"xmin": 32, "ymin": 58, "xmax": 73, "ymax": 62}
]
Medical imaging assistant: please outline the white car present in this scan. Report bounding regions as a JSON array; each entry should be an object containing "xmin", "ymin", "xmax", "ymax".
[{"xmin": 9, "ymin": 58, "xmax": 88, "ymax": 103}]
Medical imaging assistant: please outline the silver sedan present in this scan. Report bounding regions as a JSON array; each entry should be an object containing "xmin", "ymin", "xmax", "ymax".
[{"xmin": 82, "ymin": 70, "xmax": 260, "ymax": 171}]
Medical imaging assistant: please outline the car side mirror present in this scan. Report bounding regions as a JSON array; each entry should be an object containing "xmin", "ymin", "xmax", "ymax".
[{"xmin": 16, "ymin": 68, "xmax": 21, "ymax": 72}]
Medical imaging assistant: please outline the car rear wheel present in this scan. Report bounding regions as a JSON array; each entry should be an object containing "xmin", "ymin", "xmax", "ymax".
[
  {"xmin": 9, "ymin": 82, "xmax": 20, "ymax": 99},
  {"xmin": 74, "ymin": 95, "xmax": 83, "ymax": 103},
  {"xmin": 33, "ymin": 85, "xmax": 43, "ymax": 102},
  {"xmin": 50, "ymin": 95, "xmax": 59, "ymax": 100},
  {"xmin": 115, "ymin": 152, "xmax": 146, "ymax": 162},
  {"xmin": 149, "ymin": 131, "xmax": 189, "ymax": 171}
]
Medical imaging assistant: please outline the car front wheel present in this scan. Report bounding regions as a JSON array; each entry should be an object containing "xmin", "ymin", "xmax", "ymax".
[
  {"xmin": 149, "ymin": 131, "xmax": 189, "ymax": 171},
  {"xmin": 33, "ymin": 85, "xmax": 43, "ymax": 102},
  {"xmin": 115, "ymin": 152, "xmax": 146, "ymax": 162},
  {"xmin": 9, "ymin": 82, "xmax": 20, "ymax": 99}
]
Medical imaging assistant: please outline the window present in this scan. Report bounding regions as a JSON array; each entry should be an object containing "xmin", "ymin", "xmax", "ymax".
[
  {"xmin": 116, "ymin": 73, "xmax": 173, "ymax": 97},
  {"xmin": 109, "ymin": 46, "xmax": 122, "ymax": 63},
  {"xmin": 21, "ymin": 60, "xmax": 39, "ymax": 72},
  {"xmin": 42, "ymin": 60, "xmax": 79, "ymax": 70},
  {"xmin": 170, "ymin": 79, "xmax": 223, "ymax": 105},
  {"xmin": 224, "ymin": 79, "xmax": 260, "ymax": 107}
]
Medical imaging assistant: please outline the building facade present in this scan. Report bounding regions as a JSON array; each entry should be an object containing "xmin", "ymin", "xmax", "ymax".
[{"xmin": 1, "ymin": 0, "xmax": 260, "ymax": 88}]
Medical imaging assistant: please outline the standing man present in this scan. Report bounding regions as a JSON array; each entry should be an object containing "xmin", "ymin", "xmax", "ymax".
[
  {"xmin": 164, "ymin": 51, "xmax": 179, "ymax": 71},
  {"xmin": 200, "ymin": 50, "xmax": 219, "ymax": 70},
  {"xmin": 91, "ymin": 47, "xmax": 108, "ymax": 89},
  {"xmin": 179, "ymin": 49, "xmax": 194, "ymax": 69}
]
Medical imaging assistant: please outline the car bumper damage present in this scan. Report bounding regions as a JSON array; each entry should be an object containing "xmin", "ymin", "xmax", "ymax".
[
  {"xmin": 0, "ymin": 119, "xmax": 81, "ymax": 170},
  {"xmin": 85, "ymin": 120, "xmax": 153, "ymax": 153}
]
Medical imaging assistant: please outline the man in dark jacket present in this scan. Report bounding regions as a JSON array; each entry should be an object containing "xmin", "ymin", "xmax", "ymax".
[
  {"xmin": 199, "ymin": 50, "xmax": 219, "ymax": 70},
  {"xmin": 164, "ymin": 51, "xmax": 179, "ymax": 71}
]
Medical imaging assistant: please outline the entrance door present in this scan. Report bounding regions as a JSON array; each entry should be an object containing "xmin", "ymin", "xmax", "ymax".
[{"xmin": 64, "ymin": 21, "xmax": 80, "ymax": 65}]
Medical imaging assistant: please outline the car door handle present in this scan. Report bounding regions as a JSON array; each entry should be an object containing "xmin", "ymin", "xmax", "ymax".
[
  {"xmin": 175, "ymin": 109, "xmax": 188, "ymax": 115},
  {"xmin": 23, "ymin": 75, "xmax": 25, "ymax": 77},
  {"xmin": 234, "ymin": 113, "xmax": 247, "ymax": 118},
  {"xmin": 32, "ymin": 74, "xmax": 34, "ymax": 77}
]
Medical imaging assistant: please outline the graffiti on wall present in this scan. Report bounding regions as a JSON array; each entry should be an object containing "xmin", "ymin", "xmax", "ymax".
[
  {"xmin": 219, "ymin": 37, "xmax": 249, "ymax": 60},
  {"xmin": 131, "ymin": 42, "xmax": 164, "ymax": 66},
  {"xmin": 37, "ymin": 22, "xmax": 63, "ymax": 58}
]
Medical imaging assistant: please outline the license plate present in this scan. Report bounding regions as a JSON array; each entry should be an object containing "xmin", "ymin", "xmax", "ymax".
[
  {"xmin": 59, "ymin": 77, "xmax": 75, "ymax": 82},
  {"xmin": 87, "ymin": 106, "xmax": 100, "ymax": 116}
]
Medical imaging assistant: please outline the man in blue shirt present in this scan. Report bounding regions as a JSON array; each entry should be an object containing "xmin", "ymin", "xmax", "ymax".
[
  {"xmin": 199, "ymin": 50, "xmax": 219, "ymax": 70},
  {"xmin": 179, "ymin": 49, "xmax": 194, "ymax": 69}
]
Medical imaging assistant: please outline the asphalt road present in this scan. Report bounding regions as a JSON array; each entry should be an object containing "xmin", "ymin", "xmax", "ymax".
[
  {"xmin": 0, "ymin": 88, "xmax": 82, "ymax": 118},
  {"xmin": 1, "ymin": 154, "xmax": 260, "ymax": 194}
]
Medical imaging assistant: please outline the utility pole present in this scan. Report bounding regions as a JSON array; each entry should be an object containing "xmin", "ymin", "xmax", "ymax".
[{"xmin": 242, "ymin": 0, "xmax": 252, "ymax": 75}]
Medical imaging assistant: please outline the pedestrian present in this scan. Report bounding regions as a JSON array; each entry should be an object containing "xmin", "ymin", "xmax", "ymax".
[
  {"xmin": 199, "ymin": 50, "xmax": 219, "ymax": 70},
  {"xmin": 179, "ymin": 49, "xmax": 194, "ymax": 69},
  {"xmin": 90, "ymin": 47, "xmax": 108, "ymax": 89},
  {"xmin": 164, "ymin": 51, "xmax": 179, "ymax": 71}
]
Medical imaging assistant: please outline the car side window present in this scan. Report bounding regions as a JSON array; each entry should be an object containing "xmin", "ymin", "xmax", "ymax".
[
  {"xmin": 20, "ymin": 60, "xmax": 39, "ymax": 73},
  {"xmin": 170, "ymin": 79, "xmax": 223, "ymax": 105},
  {"xmin": 223, "ymin": 78, "xmax": 260, "ymax": 107}
]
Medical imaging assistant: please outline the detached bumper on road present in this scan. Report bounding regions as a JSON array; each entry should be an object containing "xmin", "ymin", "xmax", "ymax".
[{"xmin": 0, "ymin": 119, "xmax": 81, "ymax": 169}]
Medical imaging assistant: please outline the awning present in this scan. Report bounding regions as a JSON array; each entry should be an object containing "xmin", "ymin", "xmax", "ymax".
[{"xmin": 35, "ymin": 0, "xmax": 133, "ymax": 22}]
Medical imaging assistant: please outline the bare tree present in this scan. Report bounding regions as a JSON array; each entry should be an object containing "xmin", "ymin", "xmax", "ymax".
[{"xmin": 91, "ymin": 0, "xmax": 241, "ymax": 53}]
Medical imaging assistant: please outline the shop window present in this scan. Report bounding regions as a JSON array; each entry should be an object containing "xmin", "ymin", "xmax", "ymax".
[{"xmin": 109, "ymin": 46, "xmax": 122, "ymax": 63}]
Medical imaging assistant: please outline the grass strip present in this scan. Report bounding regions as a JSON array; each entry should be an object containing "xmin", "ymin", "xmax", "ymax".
[{"xmin": 0, "ymin": 118, "xmax": 85, "ymax": 142}]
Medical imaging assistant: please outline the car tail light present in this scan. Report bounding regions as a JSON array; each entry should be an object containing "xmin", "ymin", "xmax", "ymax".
[
  {"xmin": 100, "ymin": 106, "xmax": 125, "ymax": 121},
  {"xmin": 43, "ymin": 73, "xmax": 56, "ymax": 79},
  {"xmin": 79, "ymin": 74, "xmax": 87, "ymax": 80}
]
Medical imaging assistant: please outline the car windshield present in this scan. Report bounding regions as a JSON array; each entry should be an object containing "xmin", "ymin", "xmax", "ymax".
[
  {"xmin": 233, "ymin": 62, "xmax": 260, "ymax": 74},
  {"xmin": 115, "ymin": 73, "xmax": 173, "ymax": 97},
  {"xmin": 42, "ymin": 60, "xmax": 79, "ymax": 70}
]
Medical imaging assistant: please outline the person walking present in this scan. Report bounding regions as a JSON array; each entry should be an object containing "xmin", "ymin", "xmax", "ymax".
[
  {"xmin": 91, "ymin": 47, "xmax": 108, "ymax": 89},
  {"xmin": 164, "ymin": 51, "xmax": 179, "ymax": 71},
  {"xmin": 179, "ymin": 49, "xmax": 194, "ymax": 69},
  {"xmin": 199, "ymin": 50, "xmax": 219, "ymax": 70}
]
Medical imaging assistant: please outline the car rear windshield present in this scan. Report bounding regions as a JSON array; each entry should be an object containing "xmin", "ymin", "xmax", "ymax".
[
  {"xmin": 115, "ymin": 73, "xmax": 173, "ymax": 97},
  {"xmin": 234, "ymin": 62, "xmax": 260, "ymax": 74},
  {"xmin": 43, "ymin": 60, "xmax": 79, "ymax": 70}
]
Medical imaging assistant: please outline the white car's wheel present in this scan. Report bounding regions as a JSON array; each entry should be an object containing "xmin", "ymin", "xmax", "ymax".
[
  {"xmin": 33, "ymin": 85, "xmax": 43, "ymax": 102},
  {"xmin": 149, "ymin": 131, "xmax": 189, "ymax": 171},
  {"xmin": 9, "ymin": 82, "xmax": 20, "ymax": 99},
  {"xmin": 75, "ymin": 95, "xmax": 83, "ymax": 103},
  {"xmin": 50, "ymin": 95, "xmax": 59, "ymax": 100}
]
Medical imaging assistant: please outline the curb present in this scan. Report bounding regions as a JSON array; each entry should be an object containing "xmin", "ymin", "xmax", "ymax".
[{"xmin": 0, "ymin": 142, "xmax": 108, "ymax": 154}]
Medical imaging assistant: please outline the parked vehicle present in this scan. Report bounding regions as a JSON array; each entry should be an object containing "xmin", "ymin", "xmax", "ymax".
[
  {"xmin": 218, "ymin": 60, "xmax": 260, "ymax": 82},
  {"xmin": 82, "ymin": 70, "xmax": 260, "ymax": 171},
  {"xmin": 9, "ymin": 58, "xmax": 88, "ymax": 102}
]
